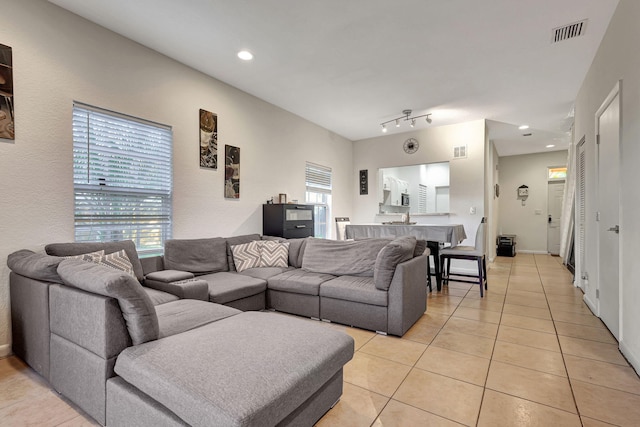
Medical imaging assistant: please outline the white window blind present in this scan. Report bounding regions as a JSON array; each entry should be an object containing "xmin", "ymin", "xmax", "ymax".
[
  {"xmin": 305, "ymin": 162, "xmax": 332, "ymax": 238},
  {"xmin": 305, "ymin": 162, "xmax": 332, "ymax": 194},
  {"xmin": 418, "ymin": 184, "xmax": 427, "ymax": 213},
  {"xmin": 73, "ymin": 103, "xmax": 172, "ymax": 256}
]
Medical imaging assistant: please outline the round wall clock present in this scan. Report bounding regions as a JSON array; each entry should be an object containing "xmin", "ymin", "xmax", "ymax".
[{"xmin": 403, "ymin": 138, "xmax": 419, "ymax": 154}]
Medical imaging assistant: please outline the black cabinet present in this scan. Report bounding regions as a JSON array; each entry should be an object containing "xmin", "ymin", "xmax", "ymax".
[
  {"xmin": 497, "ymin": 234, "xmax": 516, "ymax": 257},
  {"xmin": 263, "ymin": 204, "xmax": 314, "ymax": 238}
]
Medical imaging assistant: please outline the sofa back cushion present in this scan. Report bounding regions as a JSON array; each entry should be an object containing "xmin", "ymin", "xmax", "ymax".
[
  {"xmin": 57, "ymin": 259, "xmax": 159, "ymax": 345},
  {"xmin": 373, "ymin": 236, "xmax": 417, "ymax": 291},
  {"xmin": 302, "ymin": 238, "xmax": 389, "ymax": 277},
  {"xmin": 7, "ymin": 250, "xmax": 64, "ymax": 283},
  {"xmin": 287, "ymin": 238, "xmax": 308, "ymax": 268},
  {"xmin": 164, "ymin": 237, "xmax": 229, "ymax": 274},
  {"xmin": 45, "ymin": 240, "xmax": 144, "ymax": 282},
  {"xmin": 226, "ymin": 234, "xmax": 261, "ymax": 271}
]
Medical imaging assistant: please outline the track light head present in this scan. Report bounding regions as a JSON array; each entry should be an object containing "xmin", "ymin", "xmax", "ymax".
[
  {"xmin": 426, "ymin": 115, "xmax": 432, "ymax": 124},
  {"xmin": 410, "ymin": 119, "xmax": 416, "ymax": 127},
  {"xmin": 395, "ymin": 119, "xmax": 400, "ymax": 127},
  {"xmin": 381, "ymin": 124, "xmax": 387, "ymax": 133}
]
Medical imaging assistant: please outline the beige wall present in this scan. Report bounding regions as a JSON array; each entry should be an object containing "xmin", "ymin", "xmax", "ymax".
[
  {"xmin": 497, "ymin": 151, "xmax": 568, "ymax": 253},
  {"xmin": 573, "ymin": 0, "xmax": 640, "ymax": 370},
  {"xmin": 0, "ymin": 0, "xmax": 353, "ymax": 355}
]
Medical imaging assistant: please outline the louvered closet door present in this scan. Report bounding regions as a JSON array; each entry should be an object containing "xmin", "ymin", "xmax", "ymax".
[{"xmin": 576, "ymin": 137, "xmax": 586, "ymax": 290}]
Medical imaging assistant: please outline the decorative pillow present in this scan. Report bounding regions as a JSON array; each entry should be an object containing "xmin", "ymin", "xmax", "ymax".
[
  {"xmin": 374, "ymin": 236, "xmax": 417, "ymax": 291},
  {"xmin": 230, "ymin": 241, "xmax": 262, "ymax": 273},
  {"xmin": 98, "ymin": 249, "xmax": 136, "ymax": 278},
  {"xmin": 63, "ymin": 250, "xmax": 105, "ymax": 263},
  {"xmin": 260, "ymin": 241, "xmax": 289, "ymax": 268},
  {"xmin": 45, "ymin": 240, "xmax": 145, "ymax": 282}
]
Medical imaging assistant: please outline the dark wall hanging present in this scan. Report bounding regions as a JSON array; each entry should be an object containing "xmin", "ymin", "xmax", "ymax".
[
  {"xmin": 199, "ymin": 109, "xmax": 217, "ymax": 169},
  {"xmin": 0, "ymin": 43, "xmax": 14, "ymax": 141},
  {"xmin": 224, "ymin": 145, "xmax": 240, "ymax": 198}
]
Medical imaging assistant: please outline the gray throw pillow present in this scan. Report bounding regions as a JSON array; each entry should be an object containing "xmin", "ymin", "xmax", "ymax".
[
  {"xmin": 7, "ymin": 250, "xmax": 64, "ymax": 283},
  {"xmin": 302, "ymin": 238, "xmax": 390, "ymax": 277},
  {"xmin": 374, "ymin": 236, "xmax": 417, "ymax": 291},
  {"xmin": 57, "ymin": 259, "xmax": 159, "ymax": 345}
]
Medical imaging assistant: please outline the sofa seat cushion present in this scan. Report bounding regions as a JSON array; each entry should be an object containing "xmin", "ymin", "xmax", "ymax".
[
  {"xmin": 114, "ymin": 311, "xmax": 354, "ymax": 427},
  {"xmin": 239, "ymin": 266, "xmax": 292, "ymax": 281},
  {"xmin": 144, "ymin": 287, "xmax": 179, "ymax": 306},
  {"xmin": 198, "ymin": 272, "xmax": 267, "ymax": 304},
  {"xmin": 320, "ymin": 276, "xmax": 388, "ymax": 307},
  {"xmin": 156, "ymin": 300, "xmax": 241, "ymax": 338},
  {"xmin": 268, "ymin": 269, "xmax": 336, "ymax": 296}
]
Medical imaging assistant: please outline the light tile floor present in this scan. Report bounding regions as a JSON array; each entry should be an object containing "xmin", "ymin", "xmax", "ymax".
[{"xmin": 2, "ymin": 254, "xmax": 640, "ymax": 426}]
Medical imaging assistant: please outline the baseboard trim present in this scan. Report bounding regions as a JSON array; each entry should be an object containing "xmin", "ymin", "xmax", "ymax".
[
  {"xmin": 620, "ymin": 341, "xmax": 640, "ymax": 375},
  {"xmin": 583, "ymin": 294, "xmax": 598, "ymax": 316},
  {"xmin": 516, "ymin": 250, "xmax": 550, "ymax": 255},
  {"xmin": 0, "ymin": 344, "xmax": 12, "ymax": 358}
]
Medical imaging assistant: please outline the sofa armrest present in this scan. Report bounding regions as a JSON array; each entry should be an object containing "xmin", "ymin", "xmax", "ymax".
[
  {"xmin": 386, "ymin": 254, "xmax": 427, "ymax": 336},
  {"xmin": 144, "ymin": 270, "xmax": 209, "ymax": 301}
]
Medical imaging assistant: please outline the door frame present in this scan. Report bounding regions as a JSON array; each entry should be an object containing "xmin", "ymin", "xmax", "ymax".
[{"xmin": 593, "ymin": 80, "xmax": 622, "ymax": 338}]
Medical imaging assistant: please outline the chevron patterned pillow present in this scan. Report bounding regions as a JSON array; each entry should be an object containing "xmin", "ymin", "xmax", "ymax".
[
  {"xmin": 99, "ymin": 249, "xmax": 136, "ymax": 278},
  {"xmin": 63, "ymin": 250, "xmax": 105, "ymax": 263},
  {"xmin": 230, "ymin": 241, "xmax": 262, "ymax": 272},
  {"xmin": 260, "ymin": 240, "xmax": 289, "ymax": 268}
]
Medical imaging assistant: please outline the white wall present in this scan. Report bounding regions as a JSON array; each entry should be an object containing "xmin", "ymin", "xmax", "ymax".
[
  {"xmin": 573, "ymin": 0, "xmax": 640, "ymax": 371},
  {"xmin": 353, "ymin": 120, "xmax": 487, "ymax": 250},
  {"xmin": 497, "ymin": 151, "xmax": 568, "ymax": 253},
  {"xmin": 0, "ymin": 0, "xmax": 353, "ymax": 356}
]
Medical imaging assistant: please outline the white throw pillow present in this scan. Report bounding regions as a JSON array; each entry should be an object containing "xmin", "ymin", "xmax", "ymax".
[
  {"xmin": 99, "ymin": 249, "xmax": 136, "ymax": 278},
  {"xmin": 231, "ymin": 241, "xmax": 262, "ymax": 272},
  {"xmin": 260, "ymin": 241, "xmax": 289, "ymax": 268}
]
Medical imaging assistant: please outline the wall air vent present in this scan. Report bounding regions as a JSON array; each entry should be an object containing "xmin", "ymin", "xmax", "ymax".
[
  {"xmin": 453, "ymin": 145, "xmax": 467, "ymax": 159},
  {"xmin": 552, "ymin": 20, "xmax": 588, "ymax": 43}
]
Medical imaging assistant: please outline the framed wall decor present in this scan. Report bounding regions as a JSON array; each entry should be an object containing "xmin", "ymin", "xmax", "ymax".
[
  {"xmin": 224, "ymin": 145, "xmax": 240, "ymax": 198},
  {"xmin": 199, "ymin": 109, "xmax": 217, "ymax": 169},
  {"xmin": 279, "ymin": 193, "xmax": 287, "ymax": 204},
  {"xmin": 0, "ymin": 43, "xmax": 14, "ymax": 141}
]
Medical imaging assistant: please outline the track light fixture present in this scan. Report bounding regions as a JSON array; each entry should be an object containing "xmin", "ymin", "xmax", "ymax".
[{"xmin": 380, "ymin": 109, "xmax": 433, "ymax": 132}]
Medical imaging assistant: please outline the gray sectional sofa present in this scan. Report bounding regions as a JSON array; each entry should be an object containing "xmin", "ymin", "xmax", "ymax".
[{"xmin": 7, "ymin": 234, "xmax": 427, "ymax": 426}]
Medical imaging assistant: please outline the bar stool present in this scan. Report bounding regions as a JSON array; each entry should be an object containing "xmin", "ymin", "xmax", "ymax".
[{"xmin": 439, "ymin": 217, "xmax": 488, "ymax": 297}]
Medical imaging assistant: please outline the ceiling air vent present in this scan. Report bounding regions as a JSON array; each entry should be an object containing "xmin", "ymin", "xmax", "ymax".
[{"xmin": 552, "ymin": 20, "xmax": 588, "ymax": 43}]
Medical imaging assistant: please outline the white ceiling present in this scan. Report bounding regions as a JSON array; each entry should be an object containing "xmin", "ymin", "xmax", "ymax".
[{"xmin": 49, "ymin": 0, "xmax": 619, "ymax": 156}]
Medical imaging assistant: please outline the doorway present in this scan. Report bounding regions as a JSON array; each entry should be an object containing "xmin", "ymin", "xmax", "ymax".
[
  {"xmin": 547, "ymin": 180, "xmax": 564, "ymax": 255},
  {"xmin": 596, "ymin": 82, "xmax": 621, "ymax": 340}
]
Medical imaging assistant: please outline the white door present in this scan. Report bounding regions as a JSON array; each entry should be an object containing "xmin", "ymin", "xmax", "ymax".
[
  {"xmin": 547, "ymin": 181, "xmax": 564, "ymax": 255},
  {"xmin": 597, "ymin": 84, "xmax": 620, "ymax": 339}
]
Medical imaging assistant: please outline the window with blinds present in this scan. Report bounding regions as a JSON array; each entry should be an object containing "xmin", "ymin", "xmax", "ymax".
[
  {"xmin": 72, "ymin": 103, "xmax": 172, "ymax": 256},
  {"xmin": 305, "ymin": 162, "xmax": 332, "ymax": 238}
]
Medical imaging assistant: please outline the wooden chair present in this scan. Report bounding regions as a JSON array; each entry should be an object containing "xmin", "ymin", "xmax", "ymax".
[{"xmin": 439, "ymin": 217, "xmax": 488, "ymax": 297}]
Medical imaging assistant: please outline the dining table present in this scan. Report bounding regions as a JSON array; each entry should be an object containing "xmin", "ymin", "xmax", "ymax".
[{"xmin": 345, "ymin": 223, "xmax": 467, "ymax": 291}]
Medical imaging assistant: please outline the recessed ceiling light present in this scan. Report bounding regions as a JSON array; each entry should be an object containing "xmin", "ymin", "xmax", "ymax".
[
  {"xmin": 237, "ymin": 50, "xmax": 253, "ymax": 61},
  {"xmin": 519, "ymin": 125, "xmax": 529, "ymax": 130},
  {"xmin": 546, "ymin": 144, "xmax": 555, "ymax": 148}
]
